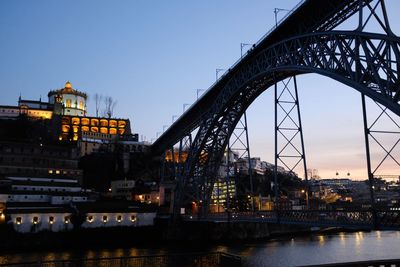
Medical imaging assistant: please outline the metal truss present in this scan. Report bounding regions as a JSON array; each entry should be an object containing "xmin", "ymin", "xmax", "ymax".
[
  {"xmin": 172, "ymin": 0, "xmax": 400, "ymax": 217},
  {"xmin": 274, "ymin": 76, "xmax": 308, "ymax": 208},
  {"xmin": 228, "ymin": 112, "xmax": 253, "ymax": 205},
  {"xmin": 362, "ymin": 96, "xmax": 400, "ymax": 204}
]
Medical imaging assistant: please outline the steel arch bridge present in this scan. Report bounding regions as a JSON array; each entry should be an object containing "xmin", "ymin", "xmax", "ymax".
[{"xmin": 151, "ymin": 0, "xmax": 400, "ymax": 222}]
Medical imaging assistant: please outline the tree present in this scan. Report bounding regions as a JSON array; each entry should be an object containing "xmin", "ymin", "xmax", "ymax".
[
  {"xmin": 94, "ymin": 93, "xmax": 103, "ymax": 117},
  {"xmin": 103, "ymin": 96, "xmax": 117, "ymax": 118}
]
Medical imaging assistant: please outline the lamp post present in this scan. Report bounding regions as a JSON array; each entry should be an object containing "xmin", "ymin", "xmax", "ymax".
[
  {"xmin": 183, "ymin": 103, "xmax": 190, "ymax": 113},
  {"xmin": 196, "ymin": 89, "xmax": 205, "ymax": 100},
  {"xmin": 216, "ymin": 69, "xmax": 226, "ymax": 81},
  {"xmin": 274, "ymin": 8, "xmax": 290, "ymax": 27},
  {"xmin": 240, "ymin": 43, "xmax": 252, "ymax": 58}
]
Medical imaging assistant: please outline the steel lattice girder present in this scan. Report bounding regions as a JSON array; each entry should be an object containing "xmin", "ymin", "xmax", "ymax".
[{"xmin": 174, "ymin": 30, "xmax": 400, "ymax": 213}]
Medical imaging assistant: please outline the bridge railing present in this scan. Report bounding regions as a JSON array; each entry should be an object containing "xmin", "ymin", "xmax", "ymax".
[
  {"xmin": 182, "ymin": 209, "xmax": 400, "ymax": 229},
  {"xmin": 186, "ymin": 0, "xmax": 307, "ymax": 112}
]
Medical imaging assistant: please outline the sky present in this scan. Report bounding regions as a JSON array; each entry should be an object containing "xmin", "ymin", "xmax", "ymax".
[{"xmin": 0, "ymin": 0, "xmax": 399, "ymax": 180}]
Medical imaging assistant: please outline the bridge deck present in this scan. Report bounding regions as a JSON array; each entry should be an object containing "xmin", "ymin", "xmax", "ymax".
[{"xmin": 151, "ymin": 0, "xmax": 369, "ymax": 154}]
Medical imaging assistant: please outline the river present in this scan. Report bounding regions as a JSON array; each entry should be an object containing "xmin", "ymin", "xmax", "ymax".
[{"xmin": 1, "ymin": 231, "xmax": 399, "ymax": 266}]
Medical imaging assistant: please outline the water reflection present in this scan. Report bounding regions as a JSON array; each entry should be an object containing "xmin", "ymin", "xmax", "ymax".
[
  {"xmin": 0, "ymin": 231, "xmax": 399, "ymax": 267},
  {"xmin": 318, "ymin": 235, "xmax": 325, "ymax": 245}
]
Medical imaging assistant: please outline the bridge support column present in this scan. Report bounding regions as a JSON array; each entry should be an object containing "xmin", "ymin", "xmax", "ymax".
[
  {"xmin": 227, "ymin": 111, "xmax": 254, "ymax": 212},
  {"xmin": 274, "ymin": 76, "xmax": 309, "ymax": 213},
  {"xmin": 361, "ymin": 93, "xmax": 400, "ymax": 229}
]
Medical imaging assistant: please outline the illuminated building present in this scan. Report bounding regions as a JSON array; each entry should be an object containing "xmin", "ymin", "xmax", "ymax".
[
  {"xmin": 48, "ymin": 81, "xmax": 87, "ymax": 116},
  {"xmin": 0, "ymin": 81, "xmax": 132, "ymax": 143}
]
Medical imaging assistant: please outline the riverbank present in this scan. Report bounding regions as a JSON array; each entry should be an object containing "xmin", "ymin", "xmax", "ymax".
[{"xmin": 0, "ymin": 218, "xmax": 366, "ymax": 253}]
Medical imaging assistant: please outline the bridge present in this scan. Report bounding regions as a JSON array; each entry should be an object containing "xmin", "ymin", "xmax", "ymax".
[{"xmin": 150, "ymin": 0, "xmax": 400, "ymax": 230}]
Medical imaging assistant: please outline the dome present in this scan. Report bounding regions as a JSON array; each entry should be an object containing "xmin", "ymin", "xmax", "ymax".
[
  {"xmin": 61, "ymin": 81, "xmax": 75, "ymax": 93},
  {"xmin": 48, "ymin": 81, "xmax": 87, "ymax": 99},
  {"xmin": 65, "ymin": 81, "xmax": 72, "ymax": 89}
]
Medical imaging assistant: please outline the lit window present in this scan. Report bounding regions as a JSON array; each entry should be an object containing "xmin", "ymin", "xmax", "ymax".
[
  {"xmin": 55, "ymin": 170, "xmax": 60, "ymax": 174},
  {"xmin": 117, "ymin": 215, "xmax": 122, "ymax": 223},
  {"xmin": 81, "ymin": 118, "xmax": 89, "ymax": 125},
  {"xmin": 79, "ymin": 101, "xmax": 84, "ymax": 110},
  {"xmin": 100, "ymin": 119, "xmax": 108, "ymax": 127},
  {"xmin": 16, "ymin": 217, "xmax": 22, "ymax": 225},
  {"xmin": 81, "ymin": 126, "xmax": 89, "ymax": 132},
  {"xmin": 48, "ymin": 170, "xmax": 53, "ymax": 174},
  {"xmin": 91, "ymin": 127, "xmax": 99, "ymax": 133},
  {"xmin": 109, "ymin": 128, "xmax": 117, "ymax": 135},
  {"xmin": 72, "ymin": 117, "xmax": 80, "ymax": 125},
  {"xmin": 32, "ymin": 216, "xmax": 39, "ymax": 225},
  {"xmin": 109, "ymin": 120, "xmax": 117, "ymax": 127},
  {"xmin": 49, "ymin": 216, "xmax": 54, "ymax": 224},
  {"xmin": 64, "ymin": 216, "xmax": 70, "ymax": 224},
  {"xmin": 66, "ymin": 99, "xmax": 72, "ymax": 108},
  {"xmin": 91, "ymin": 119, "xmax": 99, "ymax": 126},
  {"xmin": 102, "ymin": 215, "xmax": 108, "ymax": 223},
  {"xmin": 87, "ymin": 215, "xmax": 93, "ymax": 223},
  {"xmin": 118, "ymin": 121, "xmax": 126, "ymax": 128},
  {"xmin": 130, "ymin": 215, "xmax": 136, "ymax": 222},
  {"xmin": 100, "ymin": 127, "xmax": 108, "ymax": 134},
  {"xmin": 62, "ymin": 125, "xmax": 70, "ymax": 133}
]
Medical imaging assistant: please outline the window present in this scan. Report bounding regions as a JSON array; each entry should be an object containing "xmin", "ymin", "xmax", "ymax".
[
  {"xmin": 81, "ymin": 118, "xmax": 89, "ymax": 125},
  {"xmin": 32, "ymin": 217, "xmax": 39, "ymax": 225},
  {"xmin": 130, "ymin": 215, "xmax": 137, "ymax": 222},
  {"xmin": 49, "ymin": 216, "xmax": 54, "ymax": 224},
  {"xmin": 16, "ymin": 217, "xmax": 22, "ymax": 225},
  {"xmin": 87, "ymin": 215, "xmax": 93, "ymax": 223},
  {"xmin": 102, "ymin": 215, "xmax": 108, "ymax": 223},
  {"xmin": 79, "ymin": 101, "xmax": 84, "ymax": 110},
  {"xmin": 117, "ymin": 215, "xmax": 122, "ymax": 223},
  {"xmin": 64, "ymin": 216, "xmax": 70, "ymax": 224},
  {"xmin": 72, "ymin": 117, "xmax": 80, "ymax": 125},
  {"xmin": 66, "ymin": 99, "xmax": 71, "ymax": 108}
]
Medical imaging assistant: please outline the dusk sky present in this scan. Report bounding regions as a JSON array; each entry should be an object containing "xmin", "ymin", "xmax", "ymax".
[{"xmin": 0, "ymin": 0, "xmax": 399, "ymax": 179}]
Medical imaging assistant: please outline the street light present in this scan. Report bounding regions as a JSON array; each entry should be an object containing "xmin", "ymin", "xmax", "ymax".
[
  {"xmin": 274, "ymin": 8, "xmax": 290, "ymax": 27},
  {"xmin": 240, "ymin": 43, "xmax": 253, "ymax": 58},
  {"xmin": 197, "ymin": 89, "xmax": 205, "ymax": 100},
  {"xmin": 183, "ymin": 103, "xmax": 190, "ymax": 113},
  {"xmin": 216, "ymin": 68, "xmax": 226, "ymax": 81}
]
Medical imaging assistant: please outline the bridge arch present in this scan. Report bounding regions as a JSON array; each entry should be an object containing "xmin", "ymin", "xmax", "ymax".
[{"xmin": 176, "ymin": 30, "xmax": 400, "ymax": 212}]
